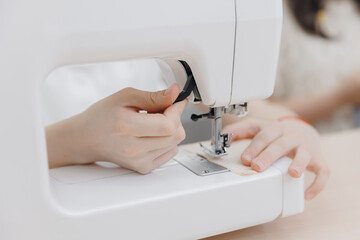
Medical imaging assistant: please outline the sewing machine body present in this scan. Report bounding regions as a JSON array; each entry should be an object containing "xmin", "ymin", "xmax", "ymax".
[
  {"xmin": 47, "ymin": 150, "xmax": 303, "ymax": 240},
  {"xmin": 0, "ymin": 0, "xmax": 304, "ymax": 239}
]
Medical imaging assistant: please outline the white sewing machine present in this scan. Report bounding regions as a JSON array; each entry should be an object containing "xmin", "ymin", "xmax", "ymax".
[{"xmin": 0, "ymin": 0, "xmax": 304, "ymax": 239}]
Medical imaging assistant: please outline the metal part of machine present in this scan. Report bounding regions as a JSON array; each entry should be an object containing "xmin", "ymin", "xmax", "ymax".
[
  {"xmin": 172, "ymin": 61, "xmax": 248, "ymax": 157},
  {"xmin": 192, "ymin": 104, "xmax": 248, "ymax": 157}
]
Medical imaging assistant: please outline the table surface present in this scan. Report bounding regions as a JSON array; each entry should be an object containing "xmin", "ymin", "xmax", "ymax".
[{"xmin": 204, "ymin": 129, "xmax": 360, "ymax": 240}]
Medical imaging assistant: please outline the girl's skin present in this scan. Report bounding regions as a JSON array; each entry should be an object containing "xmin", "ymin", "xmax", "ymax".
[
  {"xmin": 46, "ymin": 84, "xmax": 188, "ymax": 174},
  {"xmin": 222, "ymin": 100, "xmax": 329, "ymax": 200},
  {"xmin": 46, "ymin": 85, "xmax": 329, "ymax": 199},
  {"xmin": 272, "ymin": 70, "xmax": 360, "ymax": 122}
]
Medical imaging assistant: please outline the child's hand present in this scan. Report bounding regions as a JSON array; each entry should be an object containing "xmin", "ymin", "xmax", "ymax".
[
  {"xmin": 222, "ymin": 117, "xmax": 330, "ymax": 200},
  {"xmin": 46, "ymin": 84, "xmax": 188, "ymax": 174}
]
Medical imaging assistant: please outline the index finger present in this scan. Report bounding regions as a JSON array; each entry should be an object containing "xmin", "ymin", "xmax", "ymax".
[
  {"xmin": 164, "ymin": 99, "xmax": 188, "ymax": 122},
  {"xmin": 241, "ymin": 123, "xmax": 283, "ymax": 165},
  {"xmin": 222, "ymin": 118, "xmax": 264, "ymax": 141},
  {"xmin": 127, "ymin": 100, "xmax": 187, "ymax": 137}
]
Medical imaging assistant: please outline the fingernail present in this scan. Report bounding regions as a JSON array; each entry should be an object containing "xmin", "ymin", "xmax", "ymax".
[
  {"xmin": 242, "ymin": 153, "xmax": 253, "ymax": 162},
  {"xmin": 289, "ymin": 167, "xmax": 301, "ymax": 177},
  {"xmin": 252, "ymin": 159, "xmax": 263, "ymax": 172},
  {"xmin": 164, "ymin": 84, "xmax": 179, "ymax": 96},
  {"xmin": 164, "ymin": 85, "xmax": 173, "ymax": 96},
  {"xmin": 305, "ymin": 192, "xmax": 314, "ymax": 200}
]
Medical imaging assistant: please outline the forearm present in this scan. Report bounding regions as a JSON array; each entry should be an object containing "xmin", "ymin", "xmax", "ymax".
[
  {"xmin": 271, "ymin": 87, "xmax": 347, "ymax": 123},
  {"xmin": 46, "ymin": 114, "xmax": 93, "ymax": 168}
]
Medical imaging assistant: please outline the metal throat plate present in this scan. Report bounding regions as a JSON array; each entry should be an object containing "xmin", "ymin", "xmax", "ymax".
[{"xmin": 174, "ymin": 150, "xmax": 229, "ymax": 176}]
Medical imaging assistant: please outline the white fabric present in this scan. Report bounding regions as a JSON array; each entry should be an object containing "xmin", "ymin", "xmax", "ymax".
[
  {"xmin": 274, "ymin": 0, "xmax": 360, "ymax": 133},
  {"xmin": 42, "ymin": 59, "xmax": 167, "ymax": 125}
]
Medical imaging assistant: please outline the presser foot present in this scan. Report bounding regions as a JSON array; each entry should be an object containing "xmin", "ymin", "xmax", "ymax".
[
  {"xmin": 200, "ymin": 140, "xmax": 231, "ymax": 158},
  {"xmin": 191, "ymin": 104, "xmax": 246, "ymax": 158}
]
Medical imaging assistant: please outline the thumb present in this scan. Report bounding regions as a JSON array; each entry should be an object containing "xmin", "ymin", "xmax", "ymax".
[
  {"xmin": 120, "ymin": 84, "xmax": 181, "ymax": 113},
  {"xmin": 222, "ymin": 118, "xmax": 263, "ymax": 141}
]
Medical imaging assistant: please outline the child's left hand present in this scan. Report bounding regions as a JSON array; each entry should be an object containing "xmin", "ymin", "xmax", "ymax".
[{"xmin": 222, "ymin": 117, "xmax": 330, "ymax": 200}]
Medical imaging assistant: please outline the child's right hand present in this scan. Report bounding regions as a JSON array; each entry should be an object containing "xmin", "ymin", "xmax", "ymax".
[{"xmin": 46, "ymin": 84, "xmax": 188, "ymax": 174}]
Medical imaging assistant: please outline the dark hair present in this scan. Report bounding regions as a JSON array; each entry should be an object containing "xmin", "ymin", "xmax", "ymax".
[{"xmin": 287, "ymin": 0, "xmax": 360, "ymax": 38}]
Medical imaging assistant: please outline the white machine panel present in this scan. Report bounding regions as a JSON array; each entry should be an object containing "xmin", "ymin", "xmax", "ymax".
[
  {"xmin": 45, "ymin": 151, "xmax": 302, "ymax": 240},
  {"xmin": 231, "ymin": 0, "xmax": 283, "ymax": 104}
]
